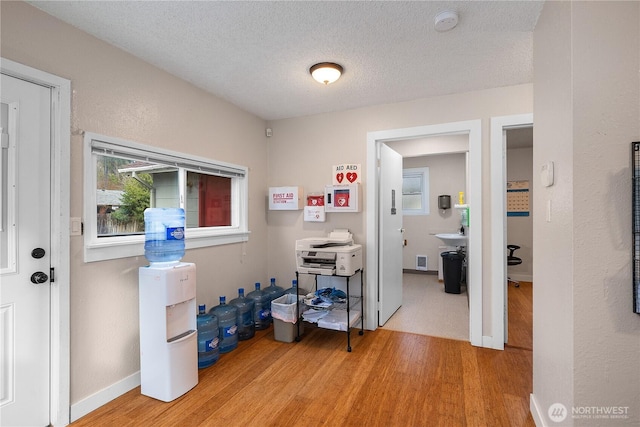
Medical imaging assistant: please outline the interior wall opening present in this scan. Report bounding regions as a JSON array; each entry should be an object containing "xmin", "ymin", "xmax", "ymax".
[
  {"xmin": 489, "ymin": 113, "xmax": 533, "ymax": 350},
  {"xmin": 382, "ymin": 135, "xmax": 470, "ymax": 340},
  {"xmin": 504, "ymin": 126, "xmax": 534, "ymax": 349},
  {"xmin": 366, "ymin": 120, "xmax": 483, "ymax": 347}
]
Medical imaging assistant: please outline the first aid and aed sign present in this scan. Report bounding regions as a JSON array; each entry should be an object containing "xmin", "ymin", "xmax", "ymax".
[
  {"xmin": 332, "ymin": 164, "xmax": 361, "ymax": 185},
  {"xmin": 268, "ymin": 186, "xmax": 303, "ymax": 210}
]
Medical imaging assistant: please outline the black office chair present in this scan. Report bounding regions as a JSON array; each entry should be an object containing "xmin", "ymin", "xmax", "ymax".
[{"xmin": 507, "ymin": 244, "xmax": 522, "ymax": 287}]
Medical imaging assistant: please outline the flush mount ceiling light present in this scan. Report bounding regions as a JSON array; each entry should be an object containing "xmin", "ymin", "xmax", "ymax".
[
  {"xmin": 310, "ymin": 62, "xmax": 343, "ymax": 85},
  {"xmin": 434, "ymin": 10, "xmax": 459, "ymax": 32}
]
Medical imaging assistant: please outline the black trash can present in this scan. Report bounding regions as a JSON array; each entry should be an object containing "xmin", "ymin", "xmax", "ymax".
[{"xmin": 441, "ymin": 251, "xmax": 463, "ymax": 294}]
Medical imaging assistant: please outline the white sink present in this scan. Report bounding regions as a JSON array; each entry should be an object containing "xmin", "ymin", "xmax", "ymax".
[{"xmin": 435, "ymin": 233, "xmax": 467, "ymax": 247}]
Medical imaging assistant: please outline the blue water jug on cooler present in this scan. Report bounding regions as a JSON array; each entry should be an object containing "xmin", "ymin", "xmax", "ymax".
[
  {"xmin": 196, "ymin": 305, "xmax": 219, "ymax": 368},
  {"xmin": 144, "ymin": 207, "xmax": 185, "ymax": 263},
  {"xmin": 210, "ymin": 296, "xmax": 238, "ymax": 353},
  {"xmin": 229, "ymin": 288, "xmax": 255, "ymax": 341},
  {"xmin": 246, "ymin": 282, "xmax": 271, "ymax": 330}
]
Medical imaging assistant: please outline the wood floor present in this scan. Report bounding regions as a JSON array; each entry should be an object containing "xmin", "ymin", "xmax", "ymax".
[
  {"xmin": 506, "ymin": 281, "xmax": 533, "ymax": 351},
  {"xmin": 71, "ymin": 283, "xmax": 534, "ymax": 427}
]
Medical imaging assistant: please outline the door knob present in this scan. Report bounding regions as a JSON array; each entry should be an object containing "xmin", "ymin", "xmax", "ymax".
[{"xmin": 30, "ymin": 271, "xmax": 49, "ymax": 284}]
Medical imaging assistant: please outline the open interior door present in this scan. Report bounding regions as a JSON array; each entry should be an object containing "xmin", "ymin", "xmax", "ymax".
[{"xmin": 378, "ymin": 143, "xmax": 403, "ymax": 325}]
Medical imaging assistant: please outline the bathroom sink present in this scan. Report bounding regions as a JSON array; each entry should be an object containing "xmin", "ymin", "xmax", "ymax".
[{"xmin": 435, "ymin": 233, "xmax": 468, "ymax": 247}]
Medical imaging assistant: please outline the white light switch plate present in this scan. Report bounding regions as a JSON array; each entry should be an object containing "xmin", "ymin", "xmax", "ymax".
[{"xmin": 70, "ymin": 217, "xmax": 82, "ymax": 236}]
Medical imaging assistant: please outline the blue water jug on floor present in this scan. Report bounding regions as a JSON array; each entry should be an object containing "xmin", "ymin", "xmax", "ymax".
[
  {"xmin": 209, "ymin": 297, "xmax": 238, "ymax": 353},
  {"xmin": 263, "ymin": 277, "xmax": 284, "ymax": 322},
  {"xmin": 246, "ymin": 282, "xmax": 271, "ymax": 330},
  {"xmin": 196, "ymin": 304, "xmax": 219, "ymax": 368},
  {"xmin": 229, "ymin": 288, "xmax": 255, "ymax": 341}
]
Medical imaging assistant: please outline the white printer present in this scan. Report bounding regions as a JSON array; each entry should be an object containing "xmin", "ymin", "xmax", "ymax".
[{"xmin": 295, "ymin": 229, "xmax": 362, "ymax": 276}]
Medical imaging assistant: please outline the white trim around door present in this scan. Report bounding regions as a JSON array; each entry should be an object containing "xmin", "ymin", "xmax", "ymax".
[{"xmin": 366, "ymin": 120, "xmax": 483, "ymax": 347}]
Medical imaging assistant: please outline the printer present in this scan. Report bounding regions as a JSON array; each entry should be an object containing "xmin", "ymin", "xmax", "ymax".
[{"xmin": 295, "ymin": 229, "xmax": 363, "ymax": 276}]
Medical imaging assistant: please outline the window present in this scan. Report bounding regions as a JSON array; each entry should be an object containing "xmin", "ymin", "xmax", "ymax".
[
  {"xmin": 83, "ymin": 132, "xmax": 249, "ymax": 262},
  {"xmin": 402, "ymin": 167, "xmax": 429, "ymax": 215}
]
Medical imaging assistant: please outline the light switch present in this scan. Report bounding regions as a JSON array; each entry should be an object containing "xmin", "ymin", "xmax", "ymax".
[
  {"xmin": 546, "ymin": 200, "xmax": 551, "ymax": 222},
  {"xmin": 70, "ymin": 217, "xmax": 82, "ymax": 236}
]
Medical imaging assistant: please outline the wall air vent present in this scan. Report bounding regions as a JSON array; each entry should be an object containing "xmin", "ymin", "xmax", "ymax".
[{"xmin": 416, "ymin": 255, "xmax": 428, "ymax": 271}]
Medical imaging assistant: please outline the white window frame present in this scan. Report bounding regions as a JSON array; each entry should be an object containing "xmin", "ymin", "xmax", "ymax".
[
  {"xmin": 83, "ymin": 132, "xmax": 249, "ymax": 262},
  {"xmin": 402, "ymin": 167, "xmax": 430, "ymax": 216}
]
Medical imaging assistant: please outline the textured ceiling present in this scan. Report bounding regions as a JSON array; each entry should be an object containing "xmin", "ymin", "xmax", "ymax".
[{"xmin": 28, "ymin": 1, "xmax": 544, "ymax": 121}]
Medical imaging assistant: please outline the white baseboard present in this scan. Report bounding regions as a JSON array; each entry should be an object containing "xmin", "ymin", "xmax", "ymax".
[
  {"xmin": 530, "ymin": 393, "xmax": 546, "ymax": 427},
  {"xmin": 70, "ymin": 371, "xmax": 140, "ymax": 422}
]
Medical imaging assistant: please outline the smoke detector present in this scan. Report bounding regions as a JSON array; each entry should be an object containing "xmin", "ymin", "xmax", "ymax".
[{"xmin": 434, "ymin": 10, "xmax": 459, "ymax": 32}]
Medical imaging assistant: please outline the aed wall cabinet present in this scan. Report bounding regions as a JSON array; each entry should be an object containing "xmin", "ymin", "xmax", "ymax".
[
  {"xmin": 269, "ymin": 186, "xmax": 303, "ymax": 210},
  {"xmin": 325, "ymin": 184, "xmax": 361, "ymax": 212}
]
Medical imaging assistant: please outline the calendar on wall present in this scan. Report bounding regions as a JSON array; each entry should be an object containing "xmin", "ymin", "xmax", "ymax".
[{"xmin": 507, "ymin": 180, "xmax": 530, "ymax": 217}]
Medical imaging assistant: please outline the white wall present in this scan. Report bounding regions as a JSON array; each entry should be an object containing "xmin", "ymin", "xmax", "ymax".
[
  {"xmin": 571, "ymin": 1, "xmax": 640, "ymax": 424},
  {"xmin": 1, "ymin": 2, "xmax": 269, "ymax": 407},
  {"xmin": 387, "ymin": 134, "xmax": 469, "ymax": 157},
  {"xmin": 532, "ymin": 2, "xmax": 640, "ymax": 425},
  {"xmin": 402, "ymin": 154, "xmax": 466, "ymax": 271},
  {"xmin": 532, "ymin": 1, "xmax": 576, "ymax": 420}
]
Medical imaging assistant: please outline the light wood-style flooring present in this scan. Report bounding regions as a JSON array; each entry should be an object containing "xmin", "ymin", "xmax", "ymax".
[
  {"xmin": 71, "ymin": 282, "xmax": 534, "ymax": 426},
  {"xmin": 381, "ymin": 273, "xmax": 469, "ymax": 341},
  {"xmin": 506, "ymin": 281, "xmax": 533, "ymax": 351}
]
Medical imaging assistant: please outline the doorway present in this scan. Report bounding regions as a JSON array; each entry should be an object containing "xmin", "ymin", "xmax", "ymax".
[
  {"xmin": 0, "ymin": 58, "xmax": 71, "ymax": 425},
  {"xmin": 383, "ymin": 137, "xmax": 469, "ymax": 340},
  {"xmin": 490, "ymin": 114, "xmax": 534, "ymax": 350},
  {"xmin": 366, "ymin": 120, "xmax": 483, "ymax": 347}
]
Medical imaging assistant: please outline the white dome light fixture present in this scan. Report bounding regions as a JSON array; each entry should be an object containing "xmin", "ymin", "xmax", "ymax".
[
  {"xmin": 434, "ymin": 10, "xmax": 459, "ymax": 32},
  {"xmin": 310, "ymin": 62, "xmax": 343, "ymax": 85}
]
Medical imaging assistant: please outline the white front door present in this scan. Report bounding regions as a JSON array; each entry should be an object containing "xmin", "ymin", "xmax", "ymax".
[
  {"xmin": 0, "ymin": 74, "xmax": 52, "ymax": 426},
  {"xmin": 378, "ymin": 143, "xmax": 403, "ymax": 325}
]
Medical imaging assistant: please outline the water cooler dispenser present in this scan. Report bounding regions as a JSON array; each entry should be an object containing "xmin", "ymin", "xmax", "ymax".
[{"xmin": 139, "ymin": 262, "xmax": 198, "ymax": 401}]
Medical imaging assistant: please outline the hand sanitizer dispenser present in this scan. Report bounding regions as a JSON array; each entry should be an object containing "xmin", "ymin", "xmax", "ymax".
[{"xmin": 139, "ymin": 262, "xmax": 198, "ymax": 401}]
